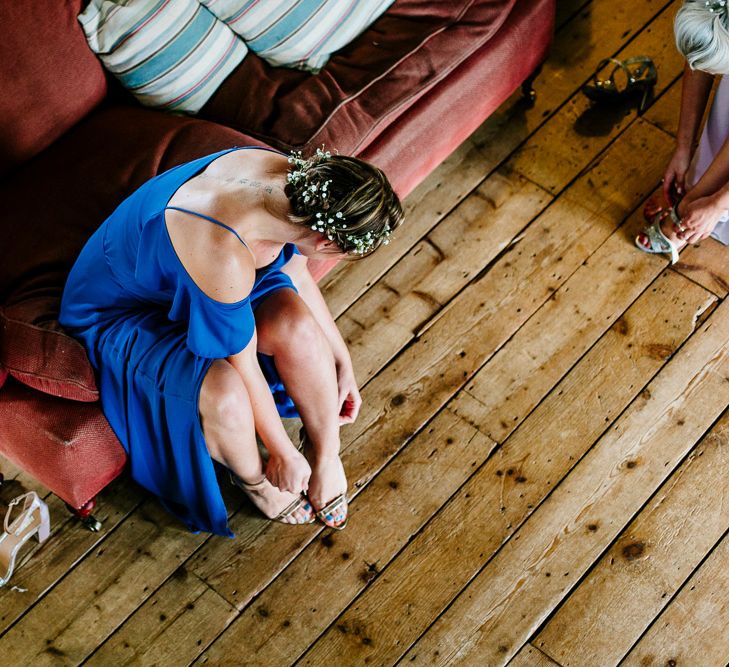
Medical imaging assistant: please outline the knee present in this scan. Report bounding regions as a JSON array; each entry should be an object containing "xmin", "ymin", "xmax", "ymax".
[
  {"xmin": 257, "ymin": 292, "xmax": 322, "ymax": 353},
  {"xmin": 200, "ymin": 361, "xmax": 251, "ymax": 430}
]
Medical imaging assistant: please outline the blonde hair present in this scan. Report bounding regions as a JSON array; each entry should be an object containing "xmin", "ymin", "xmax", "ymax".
[
  {"xmin": 285, "ymin": 154, "xmax": 403, "ymax": 258},
  {"xmin": 675, "ymin": 0, "xmax": 729, "ymax": 74}
]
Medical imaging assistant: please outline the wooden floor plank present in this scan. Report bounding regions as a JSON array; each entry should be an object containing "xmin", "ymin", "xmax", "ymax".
[
  {"xmin": 399, "ymin": 299, "xmax": 729, "ymax": 666},
  {"xmin": 673, "ymin": 238, "xmax": 729, "ymax": 298},
  {"xmin": 297, "ymin": 271, "xmax": 714, "ymax": 667},
  {"xmin": 0, "ymin": 471, "xmax": 245, "ymax": 666},
  {"xmin": 0, "ymin": 476, "xmax": 140, "ymax": 637},
  {"xmin": 4, "ymin": 4, "xmax": 724, "ymax": 663},
  {"xmin": 85, "ymin": 571, "xmax": 237, "ymax": 667},
  {"xmin": 194, "ymin": 410, "xmax": 493, "ymax": 665},
  {"xmin": 339, "ymin": 170, "xmax": 550, "ymax": 385},
  {"xmin": 621, "ymin": 531, "xmax": 729, "ymax": 667},
  {"xmin": 320, "ymin": 0, "xmax": 673, "ymax": 318},
  {"xmin": 642, "ymin": 73, "xmax": 682, "ymax": 137},
  {"xmin": 337, "ymin": 71, "xmax": 685, "ymax": 404},
  {"xmin": 453, "ymin": 193, "xmax": 675, "ymax": 443},
  {"xmin": 189, "ymin": 118, "xmax": 674, "ymax": 613},
  {"xmin": 0, "ymin": 456, "xmax": 30, "ymax": 483},
  {"xmin": 504, "ymin": 1, "xmax": 683, "ymax": 196},
  {"xmin": 509, "ymin": 643, "xmax": 562, "ymax": 667},
  {"xmin": 535, "ymin": 408, "xmax": 729, "ymax": 666}
]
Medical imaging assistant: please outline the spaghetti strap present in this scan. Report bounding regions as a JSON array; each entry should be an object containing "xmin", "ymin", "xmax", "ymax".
[{"xmin": 164, "ymin": 206, "xmax": 249, "ymax": 248}]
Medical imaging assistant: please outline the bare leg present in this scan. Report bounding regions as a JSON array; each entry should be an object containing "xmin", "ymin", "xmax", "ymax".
[
  {"xmin": 199, "ymin": 359, "xmax": 312, "ymax": 524},
  {"xmin": 255, "ymin": 289, "xmax": 347, "ymax": 522}
]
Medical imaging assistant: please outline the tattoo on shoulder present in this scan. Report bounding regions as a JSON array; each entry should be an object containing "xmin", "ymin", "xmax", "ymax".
[{"xmin": 199, "ymin": 172, "xmax": 277, "ymax": 193}]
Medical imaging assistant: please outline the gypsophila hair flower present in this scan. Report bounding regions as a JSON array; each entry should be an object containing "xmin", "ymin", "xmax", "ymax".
[
  {"xmin": 706, "ymin": 0, "xmax": 727, "ymax": 14},
  {"xmin": 286, "ymin": 147, "xmax": 392, "ymax": 255}
]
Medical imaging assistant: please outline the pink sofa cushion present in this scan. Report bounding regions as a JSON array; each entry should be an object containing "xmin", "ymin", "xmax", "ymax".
[
  {"xmin": 0, "ymin": 300, "xmax": 99, "ymax": 402},
  {"xmin": 0, "ymin": 1, "xmax": 108, "ymax": 177},
  {"xmin": 199, "ymin": 0, "xmax": 517, "ymax": 155}
]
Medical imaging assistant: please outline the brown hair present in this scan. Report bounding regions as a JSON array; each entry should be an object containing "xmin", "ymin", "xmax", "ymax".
[{"xmin": 284, "ymin": 153, "xmax": 404, "ymax": 258}]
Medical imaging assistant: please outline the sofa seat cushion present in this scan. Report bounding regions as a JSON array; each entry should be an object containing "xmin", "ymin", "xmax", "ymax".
[
  {"xmin": 0, "ymin": 377, "xmax": 127, "ymax": 509},
  {"xmin": 199, "ymin": 0, "xmax": 516, "ymax": 155},
  {"xmin": 0, "ymin": 104, "xmax": 256, "ymax": 400},
  {"xmin": 0, "ymin": 1, "xmax": 108, "ymax": 178}
]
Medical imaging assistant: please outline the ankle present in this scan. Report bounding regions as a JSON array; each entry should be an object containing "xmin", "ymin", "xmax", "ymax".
[
  {"xmin": 301, "ymin": 428, "xmax": 339, "ymax": 457},
  {"xmin": 231, "ymin": 470, "xmax": 266, "ymax": 489}
]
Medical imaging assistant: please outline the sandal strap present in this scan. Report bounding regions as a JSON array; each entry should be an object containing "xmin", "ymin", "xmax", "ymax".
[
  {"xmin": 273, "ymin": 494, "xmax": 309, "ymax": 522},
  {"xmin": 644, "ymin": 217, "xmax": 680, "ymax": 264},
  {"xmin": 590, "ymin": 57, "xmax": 628, "ymax": 92},
  {"xmin": 229, "ymin": 472, "xmax": 267, "ymax": 491},
  {"xmin": 229, "ymin": 471, "xmax": 312, "ymax": 523},
  {"xmin": 4, "ymin": 492, "xmax": 36, "ymax": 536},
  {"xmin": 645, "ymin": 220, "xmax": 671, "ymax": 252},
  {"xmin": 590, "ymin": 56, "xmax": 657, "ymax": 93},
  {"xmin": 623, "ymin": 55, "xmax": 657, "ymax": 82},
  {"xmin": 315, "ymin": 494, "xmax": 348, "ymax": 520}
]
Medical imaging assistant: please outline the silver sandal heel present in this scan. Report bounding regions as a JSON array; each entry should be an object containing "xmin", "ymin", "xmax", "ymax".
[{"xmin": 0, "ymin": 491, "xmax": 51, "ymax": 587}]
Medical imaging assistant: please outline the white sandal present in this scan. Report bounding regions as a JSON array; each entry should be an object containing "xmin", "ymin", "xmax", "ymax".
[
  {"xmin": 0, "ymin": 491, "xmax": 51, "ymax": 587},
  {"xmin": 635, "ymin": 206, "xmax": 682, "ymax": 265}
]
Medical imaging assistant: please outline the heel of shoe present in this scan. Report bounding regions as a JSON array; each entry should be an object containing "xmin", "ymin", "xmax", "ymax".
[{"xmin": 35, "ymin": 501, "xmax": 50, "ymax": 543}]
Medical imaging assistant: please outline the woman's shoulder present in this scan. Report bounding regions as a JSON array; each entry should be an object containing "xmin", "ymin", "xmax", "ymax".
[{"xmin": 164, "ymin": 207, "xmax": 256, "ymax": 304}]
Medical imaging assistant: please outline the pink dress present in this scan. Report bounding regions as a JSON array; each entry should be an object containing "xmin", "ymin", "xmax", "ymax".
[{"xmin": 686, "ymin": 74, "xmax": 729, "ymax": 244}]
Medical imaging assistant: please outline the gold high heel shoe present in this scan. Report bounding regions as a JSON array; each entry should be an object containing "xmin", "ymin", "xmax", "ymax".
[{"xmin": 0, "ymin": 491, "xmax": 50, "ymax": 587}]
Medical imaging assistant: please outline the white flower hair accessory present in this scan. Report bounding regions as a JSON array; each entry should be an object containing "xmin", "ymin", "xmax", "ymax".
[
  {"xmin": 706, "ymin": 0, "xmax": 727, "ymax": 13},
  {"xmin": 286, "ymin": 147, "xmax": 391, "ymax": 255}
]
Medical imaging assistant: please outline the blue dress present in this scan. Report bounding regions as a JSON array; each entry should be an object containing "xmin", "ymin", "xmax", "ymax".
[{"xmin": 59, "ymin": 146, "xmax": 301, "ymax": 538}]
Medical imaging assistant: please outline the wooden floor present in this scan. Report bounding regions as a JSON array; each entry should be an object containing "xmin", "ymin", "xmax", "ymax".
[{"xmin": 2, "ymin": 1, "xmax": 729, "ymax": 665}]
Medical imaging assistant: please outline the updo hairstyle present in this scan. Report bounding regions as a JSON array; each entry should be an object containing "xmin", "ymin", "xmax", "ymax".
[
  {"xmin": 284, "ymin": 150, "xmax": 403, "ymax": 258},
  {"xmin": 675, "ymin": 0, "xmax": 729, "ymax": 74}
]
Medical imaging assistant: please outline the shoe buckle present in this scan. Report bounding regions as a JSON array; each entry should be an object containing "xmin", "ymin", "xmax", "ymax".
[{"xmin": 4, "ymin": 493, "xmax": 34, "ymax": 535}]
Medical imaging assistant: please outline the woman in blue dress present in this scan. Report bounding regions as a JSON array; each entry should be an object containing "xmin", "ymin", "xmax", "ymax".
[{"xmin": 58, "ymin": 145, "xmax": 403, "ymax": 537}]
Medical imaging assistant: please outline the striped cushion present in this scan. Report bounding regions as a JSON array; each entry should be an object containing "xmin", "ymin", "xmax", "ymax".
[
  {"xmin": 78, "ymin": 0, "xmax": 248, "ymax": 113},
  {"xmin": 199, "ymin": 0, "xmax": 394, "ymax": 72}
]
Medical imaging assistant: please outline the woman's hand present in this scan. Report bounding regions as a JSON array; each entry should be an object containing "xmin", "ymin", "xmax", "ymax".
[
  {"xmin": 663, "ymin": 148, "xmax": 692, "ymax": 204},
  {"xmin": 265, "ymin": 447, "xmax": 311, "ymax": 494},
  {"xmin": 336, "ymin": 359, "xmax": 362, "ymax": 425},
  {"xmin": 675, "ymin": 194, "xmax": 725, "ymax": 244}
]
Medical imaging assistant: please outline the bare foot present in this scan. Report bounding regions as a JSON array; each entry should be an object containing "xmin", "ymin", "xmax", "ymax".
[
  {"xmin": 301, "ymin": 437, "xmax": 348, "ymax": 528},
  {"xmin": 232, "ymin": 473, "xmax": 313, "ymax": 524}
]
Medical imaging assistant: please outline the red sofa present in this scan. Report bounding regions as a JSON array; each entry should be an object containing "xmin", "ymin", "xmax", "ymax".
[{"xmin": 0, "ymin": 0, "xmax": 555, "ymax": 528}]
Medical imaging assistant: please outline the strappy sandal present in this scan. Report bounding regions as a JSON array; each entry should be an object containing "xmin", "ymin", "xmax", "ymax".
[
  {"xmin": 229, "ymin": 472, "xmax": 314, "ymax": 525},
  {"xmin": 312, "ymin": 494, "xmax": 349, "ymax": 531},
  {"xmin": 298, "ymin": 428, "xmax": 349, "ymax": 530},
  {"xmin": 0, "ymin": 491, "xmax": 50, "ymax": 587},
  {"xmin": 635, "ymin": 206, "xmax": 683, "ymax": 264},
  {"xmin": 582, "ymin": 56, "xmax": 657, "ymax": 115}
]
